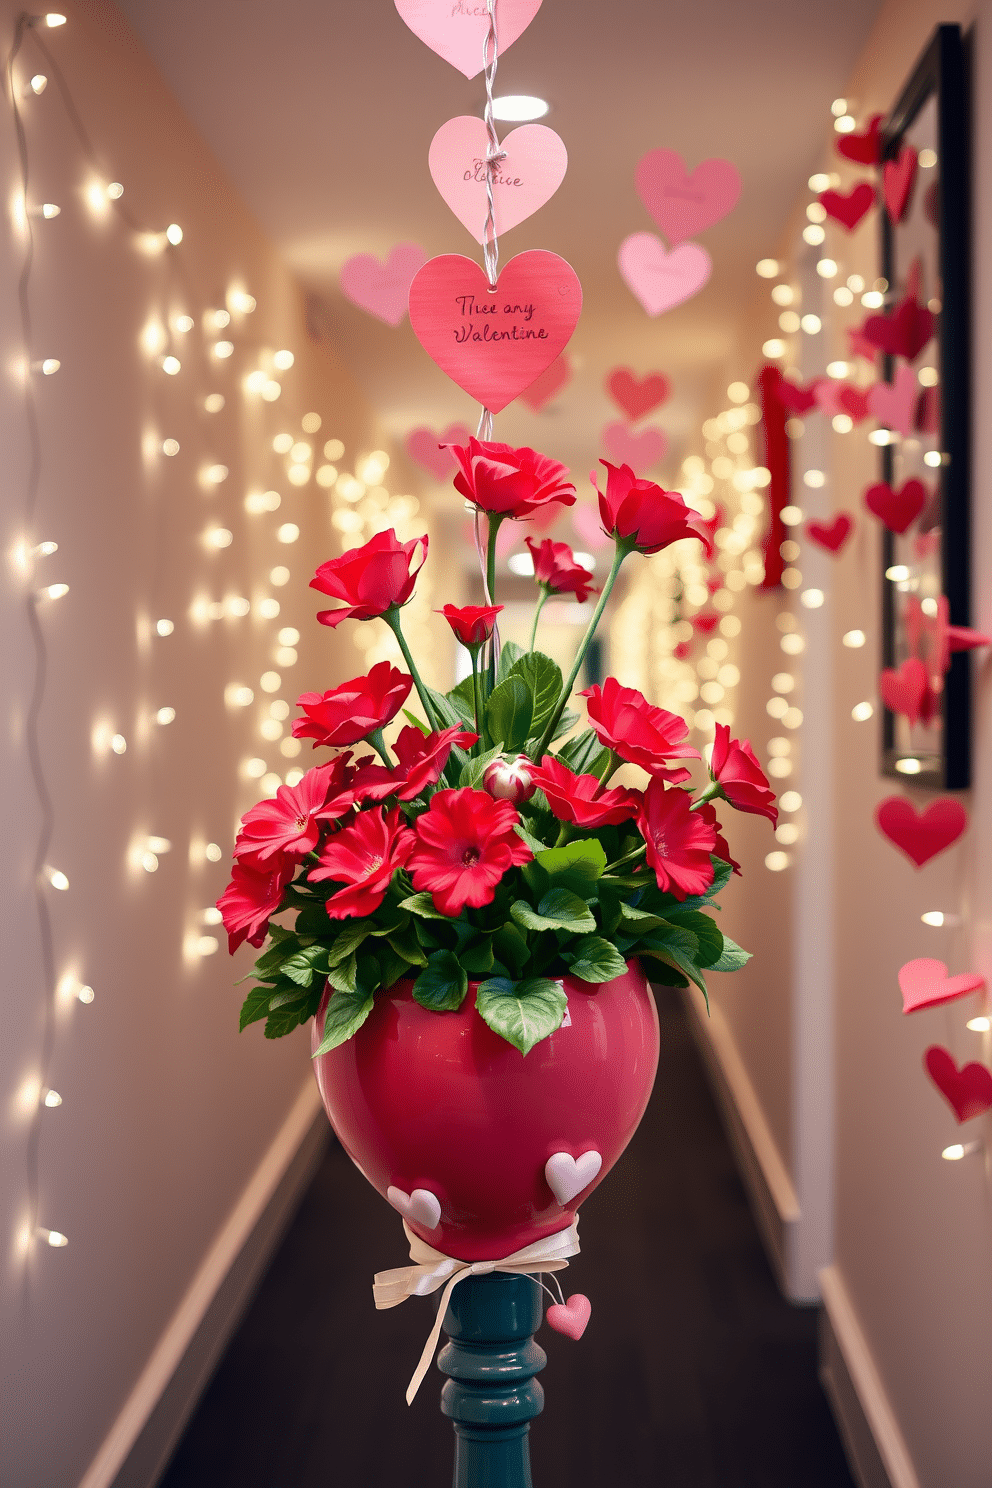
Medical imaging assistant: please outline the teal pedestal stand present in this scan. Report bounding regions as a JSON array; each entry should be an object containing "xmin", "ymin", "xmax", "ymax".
[{"xmin": 437, "ymin": 1273, "xmax": 546, "ymax": 1488}]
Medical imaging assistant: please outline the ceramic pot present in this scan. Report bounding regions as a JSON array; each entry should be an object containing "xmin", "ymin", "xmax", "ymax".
[{"xmin": 311, "ymin": 959, "xmax": 660, "ymax": 1261}]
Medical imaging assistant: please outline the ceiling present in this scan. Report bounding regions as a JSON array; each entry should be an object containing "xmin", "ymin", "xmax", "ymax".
[{"xmin": 116, "ymin": 0, "xmax": 885, "ymax": 489}]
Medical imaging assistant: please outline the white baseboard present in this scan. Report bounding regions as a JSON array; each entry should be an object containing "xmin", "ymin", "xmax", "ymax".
[{"xmin": 78, "ymin": 1079, "xmax": 329, "ymax": 1488}]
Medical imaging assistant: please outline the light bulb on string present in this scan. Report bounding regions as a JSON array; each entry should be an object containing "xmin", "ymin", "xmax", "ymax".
[
  {"xmin": 42, "ymin": 1089, "xmax": 62, "ymax": 1108},
  {"xmin": 166, "ymin": 223, "xmax": 183, "ymax": 245},
  {"xmin": 966, "ymin": 1016, "xmax": 991, "ymax": 1033},
  {"xmin": 37, "ymin": 1227, "xmax": 68, "ymax": 1247}
]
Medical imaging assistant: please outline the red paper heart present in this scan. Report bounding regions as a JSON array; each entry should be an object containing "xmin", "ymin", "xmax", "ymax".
[
  {"xmin": 394, "ymin": 0, "xmax": 542, "ymax": 79},
  {"xmin": 606, "ymin": 367, "xmax": 670, "ymax": 421},
  {"xmin": 404, "ymin": 423, "xmax": 472, "ymax": 481},
  {"xmin": 617, "ymin": 234, "xmax": 711, "ymax": 316},
  {"xmin": 884, "ymin": 145, "xmax": 919, "ymax": 224},
  {"xmin": 806, "ymin": 513, "xmax": 853, "ymax": 554},
  {"xmin": 864, "ymin": 478, "xmax": 926, "ymax": 534},
  {"xmin": 340, "ymin": 243, "xmax": 428, "ymax": 326},
  {"xmin": 847, "ymin": 320, "xmax": 880, "ymax": 364},
  {"xmin": 691, "ymin": 611, "xmax": 720, "ymax": 634},
  {"xmin": 673, "ymin": 639, "xmax": 694, "ymax": 660},
  {"xmin": 776, "ymin": 377, "xmax": 820, "ymax": 415},
  {"xmin": 837, "ymin": 385, "xmax": 871, "ymax": 423},
  {"xmin": 900, "ymin": 959, "xmax": 985, "ymax": 1015},
  {"xmin": 879, "ymin": 657, "xmax": 928, "ymax": 724},
  {"xmin": 518, "ymin": 354, "xmax": 570, "ymax": 410},
  {"xmin": 863, "ymin": 294, "xmax": 935, "ymax": 360},
  {"xmin": 602, "ymin": 421, "xmax": 667, "ymax": 473},
  {"xmin": 408, "ymin": 251, "xmax": 582, "ymax": 415},
  {"xmin": 819, "ymin": 183, "xmax": 876, "ymax": 230},
  {"xmin": 837, "ymin": 113, "xmax": 883, "ymax": 165},
  {"xmin": 874, "ymin": 796, "xmax": 968, "ymax": 867},
  {"xmin": 634, "ymin": 149, "xmax": 741, "ymax": 245},
  {"xmin": 546, "ymin": 1293, "xmax": 591, "ymax": 1340},
  {"xmin": 924, "ymin": 1046, "xmax": 992, "ymax": 1123}
]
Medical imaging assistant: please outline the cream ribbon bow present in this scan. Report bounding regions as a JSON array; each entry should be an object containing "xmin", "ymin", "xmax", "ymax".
[{"xmin": 374, "ymin": 1219, "xmax": 581, "ymax": 1404}]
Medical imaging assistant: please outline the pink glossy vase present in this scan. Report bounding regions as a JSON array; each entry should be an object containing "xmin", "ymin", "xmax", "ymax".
[{"xmin": 311, "ymin": 960, "xmax": 660, "ymax": 1261}]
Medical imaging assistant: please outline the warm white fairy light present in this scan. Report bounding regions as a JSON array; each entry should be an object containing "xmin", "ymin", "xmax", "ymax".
[
  {"xmin": 204, "ymin": 842, "xmax": 223, "ymax": 863},
  {"xmin": 213, "ymin": 340, "xmax": 234, "ymax": 359},
  {"xmin": 204, "ymin": 394, "xmax": 225, "ymax": 413},
  {"xmin": 756, "ymin": 258, "xmax": 779, "ymax": 278},
  {"xmin": 942, "ymin": 1142, "xmax": 981, "ymax": 1161},
  {"xmin": 259, "ymin": 671, "xmax": 281, "ymax": 693},
  {"xmin": 44, "ymin": 866, "xmax": 69, "ymax": 891},
  {"xmin": 38, "ymin": 1228, "xmax": 68, "ymax": 1247},
  {"xmin": 110, "ymin": 732, "xmax": 127, "ymax": 753},
  {"xmin": 161, "ymin": 355, "xmax": 180, "ymax": 375},
  {"xmin": 967, "ymin": 1017, "xmax": 991, "ymax": 1033},
  {"xmin": 273, "ymin": 349, "xmax": 294, "ymax": 371},
  {"xmin": 225, "ymin": 684, "xmax": 255, "ymax": 708},
  {"xmin": 851, "ymin": 702, "xmax": 874, "ymax": 722},
  {"xmin": 166, "ymin": 222, "xmax": 183, "ymax": 244},
  {"xmin": 205, "ymin": 527, "xmax": 233, "ymax": 549},
  {"xmin": 155, "ymin": 618, "xmax": 174, "ymax": 636},
  {"xmin": 155, "ymin": 706, "xmax": 176, "ymax": 725},
  {"xmin": 162, "ymin": 438, "xmax": 180, "ymax": 456},
  {"xmin": 43, "ymin": 1089, "xmax": 62, "ymax": 1108},
  {"xmin": 276, "ymin": 523, "xmax": 299, "ymax": 544},
  {"xmin": 257, "ymin": 596, "xmax": 281, "ymax": 617}
]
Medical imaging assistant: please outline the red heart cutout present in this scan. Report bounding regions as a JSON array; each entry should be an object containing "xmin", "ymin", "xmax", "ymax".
[
  {"xmin": 837, "ymin": 385, "xmax": 871, "ymax": 423},
  {"xmin": 900, "ymin": 959, "xmax": 986, "ymax": 1015},
  {"xmin": 879, "ymin": 657, "xmax": 928, "ymax": 724},
  {"xmin": 776, "ymin": 377, "xmax": 819, "ymax": 415},
  {"xmin": 837, "ymin": 113, "xmax": 883, "ymax": 165},
  {"xmin": 518, "ymin": 354, "xmax": 571, "ymax": 411},
  {"xmin": 806, "ymin": 513, "xmax": 853, "ymax": 554},
  {"xmin": 606, "ymin": 367, "xmax": 670, "ymax": 421},
  {"xmin": 408, "ymin": 251, "xmax": 582, "ymax": 415},
  {"xmin": 863, "ymin": 294, "xmax": 935, "ymax": 360},
  {"xmin": 847, "ymin": 320, "xmax": 880, "ymax": 364},
  {"xmin": 924, "ymin": 1046, "xmax": 992, "ymax": 1123},
  {"xmin": 884, "ymin": 145, "xmax": 919, "ymax": 224},
  {"xmin": 404, "ymin": 422, "xmax": 472, "ymax": 481},
  {"xmin": 673, "ymin": 639, "xmax": 694, "ymax": 661},
  {"xmin": 546, "ymin": 1293, "xmax": 592, "ymax": 1340},
  {"xmin": 875, "ymin": 796, "xmax": 968, "ymax": 867},
  {"xmin": 819, "ymin": 183, "xmax": 876, "ymax": 231},
  {"xmin": 864, "ymin": 478, "xmax": 926, "ymax": 534},
  {"xmin": 691, "ymin": 611, "xmax": 719, "ymax": 635}
]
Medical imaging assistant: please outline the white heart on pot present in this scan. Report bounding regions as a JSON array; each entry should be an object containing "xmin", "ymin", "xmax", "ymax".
[
  {"xmin": 544, "ymin": 1150, "xmax": 602, "ymax": 1207},
  {"xmin": 387, "ymin": 1184, "xmax": 442, "ymax": 1230}
]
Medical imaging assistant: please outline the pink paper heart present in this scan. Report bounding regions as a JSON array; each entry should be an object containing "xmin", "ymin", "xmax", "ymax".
[
  {"xmin": 606, "ymin": 368, "xmax": 671, "ymax": 421},
  {"xmin": 814, "ymin": 379, "xmax": 844, "ymax": 416},
  {"xmin": 408, "ymin": 251, "xmax": 582, "ymax": 415},
  {"xmin": 546, "ymin": 1293, "xmax": 591, "ymax": 1341},
  {"xmin": 518, "ymin": 354, "xmax": 570, "ymax": 410},
  {"xmin": 924, "ymin": 1046, "xmax": 992, "ymax": 1123},
  {"xmin": 404, "ymin": 423, "xmax": 473, "ymax": 481},
  {"xmin": 618, "ymin": 233, "xmax": 711, "ymax": 316},
  {"xmin": 869, "ymin": 363, "xmax": 919, "ymax": 437},
  {"xmin": 340, "ymin": 243, "xmax": 427, "ymax": 326},
  {"xmin": 429, "ymin": 118, "xmax": 567, "ymax": 244},
  {"xmin": 572, "ymin": 502, "xmax": 611, "ymax": 551},
  {"xmin": 394, "ymin": 0, "xmax": 542, "ymax": 79},
  {"xmin": 602, "ymin": 421, "xmax": 667, "ymax": 473},
  {"xmin": 900, "ymin": 959, "xmax": 985, "ymax": 1015},
  {"xmin": 634, "ymin": 148, "xmax": 741, "ymax": 245},
  {"xmin": 874, "ymin": 796, "xmax": 968, "ymax": 867},
  {"xmin": 879, "ymin": 656, "xmax": 928, "ymax": 724}
]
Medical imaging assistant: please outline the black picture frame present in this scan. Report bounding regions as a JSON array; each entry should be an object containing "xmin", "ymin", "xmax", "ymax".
[{"xmin": 879, "ymin": 23, "xmax": 971, "ymax": 789}]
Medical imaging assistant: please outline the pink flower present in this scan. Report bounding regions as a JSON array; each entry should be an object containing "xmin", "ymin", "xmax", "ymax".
[
  {"xmin": 217, "ymin": 857, "xmax": 294, "ymax": 953},
  {"xmin": 525, "ymin": 536, "xmax": 598, "ymax": 603},
  {"xmin": 293, "ymin": 662, "xmax": 413, "ymax": 748},
  {"xmin": 438, "ymin": 603, "xmax": 503, "ymax": 647},
  {"xmin": 308, "ymin": 807, "xmax": 414, "ymax": 919},
  {"xmin": 407, "ymin": 787, "xmax": 533, "ymax": 916},
  {"xmin": 445, "ymin": 439, "xmax": 576, "ymax": 519},
  {"xmin": 582, "ymin": 676, "xmax": 700, "ymax": 778},
  {"xmin": 637, "ymin": 782, "xmax": 717, "ymax": 900},
  {"xmin": 234, "ymin": 764, "xmax": 348, "ymax": 863},
  {"xmin": 710, "ymin": 724, "xmax": 778, "ymax": 825},
  {"xmin": 310, "ymin": 529, "xmax": 427, "ymax": 628},
  {"xmin": 529, "ymin": 755, "xmax": 640, "ymax": 827},
  {"xmin": 483, "ymin": 754, "xmax": 536, "ymax": 805},
  {"xmin": 593, "ymin": 460, "xmax": 714, "ymax": 556}
]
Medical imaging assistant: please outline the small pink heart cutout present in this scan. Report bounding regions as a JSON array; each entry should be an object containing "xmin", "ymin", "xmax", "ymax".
[
  {"xmin": 634, "ymin": 148, "xmax": 741, "ymax": 245},
  {"xmin": 546, "ymin": 1293, "xmax": 591, "ymax": 1340},
  {"xmin": 602, "ymin": 421, "xmax": 667, "ymax": 473},
  {"xmin": 899, "ymin": 959, "xmax": 985, "ymax": 1015},
  {"xmin": 617, "ymin": 233, "xmax": 711, "ymax": 316},
  {"xmin": 340, "ymin": 243, "xmax": 427, "ymax": 326}
]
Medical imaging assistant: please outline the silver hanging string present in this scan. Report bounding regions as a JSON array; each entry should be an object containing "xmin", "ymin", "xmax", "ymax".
[{"xmin": 477, "ymin": 0, "xmax": 502, "ymax": 676}]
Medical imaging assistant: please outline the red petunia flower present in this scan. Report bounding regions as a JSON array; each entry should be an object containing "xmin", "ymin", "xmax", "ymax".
[
  {"xmin": 582, "ymin": 676, "xmax": 700, "ymax": 779},
  {"xmin": 310, "ymin": 528, "xmax": 428, "ymax": 628},
  {"xmin": 593, "ymin": 460, "xmax": 714, "ymax": 557},
  {"xmin": 308, "ymin": 806, "xmax": 414, "ymax": 920},
  {"xmin": 710, "ymin": 724, "xmax": 778, "ymax": 825},
  {"xmin": 293, "ymin": 661, "xmax": 413, "ymax": 748},
  {"xmin": 529, "ymin": 754, "xmax": 641, "ymax": 827},
  {"xmin": 217, "ymin": 856, "xmax": 294, "ymax": 953},
  {"xmin": 407, "ymin": 787, "xmax": 533, "ymax": 917},
  {"xmin": 525, "ymin": 536, "xmax": 599, "ymax": 603},
  {"xmin": 637, "ymin": 781, "xmax": 717, "ymax": 900},
  {"xmin": 437, "ymin": 603, "xmax": 503, "ymax": 647},
  {"xmin": 445, "ymin": 438, "xmax": 576, "ymax": 519},
  {"xmin": 697, "ymin": 802, "xmax": 742, "ymax": 876},
  {"xmin": 235, "ymin": 763, "xmax": 349, "ymax": 864}
]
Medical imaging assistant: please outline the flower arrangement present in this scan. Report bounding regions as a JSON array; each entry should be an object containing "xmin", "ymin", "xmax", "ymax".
[{"xmin": 220, "ymin": 441, "xmax": 777, "ymax": 1057}]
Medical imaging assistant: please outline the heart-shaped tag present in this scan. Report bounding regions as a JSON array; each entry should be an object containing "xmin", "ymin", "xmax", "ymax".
[
  {"xmin": 863, "ymin": 295, "xmax": 935, "ymax": 360},
  {"xmin": 776, "ymin": 377, "xmax": 820, "ymax": 415},
  {"xmin": 819, "ymin": 182, "xmax": 876, "ymax": 231},
  {"xmin": 394, "ymin": 0, "xmax": 542, "ymax": 79},
  {"xmin": 340, "ymin": 243, "xmax": 428, "ymax": 326},
  {"xmin": 429, "ymin": 118, "xmax": 568, "ymax": 243},
  {"xmin": 869, "ymin": 363, "xmax": 920, "ymax": 438},
  {"xmin": 544, "ymin": 1150, "xmax": 602, "ymax": 1206},
  {"xmin": 900, "ymin": 959, "xmax": 986, "ymax": 1015},
  {"xmin": 924, "ymin": 1046, "xmax": 992, "ymax": 1123},
  {"xmin": 837, "ymin": 113, "xmax": 883, "ymax": 165},
  {"xmin": 863, "ymin": 477, "xmax": 926, "ymax": 534},
  {"xmin": 519, "ymin": 353, "xmax": 570, "ymax": 410},
  {"xmin": 618, "ymin": 233, "xmax": 711, "ymax": 316},
  {"xmin": 602, "ymin": 421, "xmax": 667, "ymax": 473},
  {"xmin": 546, "ymin": 1293, "xmax": 592, "ymax": 1340},
  {"xmin": 837, "ymin": 385, "xmax": 871, "ymax": 423},
  {"xmin": 805, "ymin": 513, "xmax": 853, "ymax": 554},
  {"xmin": 874, "ymin": 796, "xmax": 968, "ymax": 867},
  {"xmin": 884, "ymin": 145, "xmax": 919, "ymax": 224},
  {"xmin": 405, "ymin": 423, "xmax": 472, "ymax": 481},
  {"xmin": 606, "ymin": 368, "xmax": 670, "ymax": 421},
  {"xmin": 634, "ymin": 148, "xmax": 741, "ymax": 245},
  {"xmin": 879, "ymin": 657, "xmax": 928, "ymax": 724},
  {"xmin": 408, "ymin": 251, "xmax": 581, "ymax": 414},
  {"xmin": 386, "ymin": 1184, "xmax": 442, "ymax": 1230}
]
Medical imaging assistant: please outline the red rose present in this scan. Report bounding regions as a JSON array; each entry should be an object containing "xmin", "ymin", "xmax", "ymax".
[
  {"xmin": 407, "ymin": 787, "xmax": 533, "ymax": 917},
  {"xmin": 445, "ymin": 438, "xmax": 576, "ymax": 519},
  {"xmin": 697, "ymin": 802, "xmax": 742, "ymax": 876},
  {"xmin": 582, "ymin": 676, "xmax": 700, "ymax": 778},
  {"xmin": 309, "ymin": 806, "xmax": 414, "ymax": 920},
  {"xmin": 437, "ymin": 603, "xmax": 503, "ymax": 647},
  {"xmin": 525, "ymin": 536, "xmax": 598, "ymax": 603},
  {"xmin": 235, "ymin": 763, "xmax": 348, "ymax": 864},
  {"xmin": 217, "ymin": 856, "xmax": 294, "ymax": 953},
  {"xmin": 710, "ymin": 724, "xmax": 778, "ymax": 825},
  {"xmin": 637, "ymin": 781, "xmax": 717, "ymax": 900},
  {"xmin": 529, "ymin": 754, "xmax": 640, "ymax": 827},
  {"xmin": 593, "ymin": 460, "xmax": 714, "ymax": 556},
  {"xmin": 293, "ymin": 662, "xmax": 413, "ymax": 748},
  {"xmin": 310, "ymin": 528, "xmax": 427, "ymax": 628}
]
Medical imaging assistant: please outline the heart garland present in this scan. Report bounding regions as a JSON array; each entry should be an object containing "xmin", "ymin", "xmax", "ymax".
[
  {"xmin": 819, "ymin": 183, "xmax": 876, "ymax": 231},
  {"xmin": 602, "ymin": 421, "xmax": 667, "ymax": 472},
  {"xmin": 618, "ymin": 233, "xmax": 711, "ymax": 316},
  {"xmin": 924, "ymin": 1046, "xmax": 992, "ymax": 1123},
  {"xmin": 837, "ymin": 113, "xmax": 883, "ymax": 166},
  {"xmin": 874, "ymin": 796, "xmax": 968, "ymax": 867},
  {"xmin": 863, "ymin": 294, "xmax": 935, "ymax": 360},
  {"xmin": 900, "ymin": 959, "xmax": 985, "ymax": 1015},
  {"xmin": 879, "ymin": 657, "xmax": 928, "ymax": 724},
  {"xmin": 868, "ymin": 363, "xmax": 920, "ymax": 438},
  {"xmin": 634, "ymin": 148, "xmax": 741, "ymax": 245},
  {"xmin": 863, "ymin": 477, "xmax": 926, "ymax": 534},
  {"xmin": 805, "ymin": 513, "xmax": 853, "ymax": 554},
  {"xmin": 884, "ymin": 145, "xmax": 919, "ymax": 224},
  {"xmin": 606, "ymin": 367, "xmax": 670, "ymax": 420}
]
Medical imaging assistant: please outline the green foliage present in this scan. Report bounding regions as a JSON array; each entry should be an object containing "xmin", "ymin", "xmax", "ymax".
[
  {"xmin": 562, "ymin": 935, "xmax": 628, "ymax": 983},
  {"xmin": 312, "ymin": 989, "xmax": 375, "ymax": 1055},
  {"xmin": 485, "ymin": 675, "xmax": 534, "ymax": 752},
  {"xmin": 554, "ymin": 728, "xmax": 612, "ymax": 779},
  {"xmin": 412, "ymin": 950, "xmax": 469, "ymax": 1011},
  {"xmin": 475, "ymin": 976, "xmax": 568, "ymax": 1055},
  {"xmin": 511, "ymin": 888, "xmax": 596, "ymax": 935},
  {"xmin": 504, "ymin": 652, "xmax": 562, "ymax": 736}
]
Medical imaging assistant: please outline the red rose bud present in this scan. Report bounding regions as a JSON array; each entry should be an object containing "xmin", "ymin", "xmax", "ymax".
[
  {"xmin": 444, "ymin": 438, "xmax": 576, "ymax": 519},
  {"xmin": 310, "ymin": 528, "xmax": 427, "ymax": 627},
  {"xmin": 292, "ymin": 661, "xmax": 413, "ymax": 748},
  {"xmin": 524, "ymin": 536, "xmax": 599, "ymax": 603},
  {"xmin": 437, "ymin": 603, "xmax": 503, "ymax": 647},
  {"xmin": 593, "ymin": 460, "xmax": 714, "ymax": 556},
  {"xmin": 710, "ymin": 724, "xmax": 778, "ymax": 825},
  {"xmin": 483, "ymin": 754, "xmax": 536, "ymax": 805}
]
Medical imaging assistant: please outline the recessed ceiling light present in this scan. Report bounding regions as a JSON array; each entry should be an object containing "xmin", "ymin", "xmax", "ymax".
[{"xmin": 491, "ymin": 94, "xmax": 549, "ymax": 122}]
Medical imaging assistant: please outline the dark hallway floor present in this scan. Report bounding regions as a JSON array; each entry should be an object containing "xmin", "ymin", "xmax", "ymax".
[{"xmin": 159, "ymin": 988, "xmax": 856, "ymax": 1487}]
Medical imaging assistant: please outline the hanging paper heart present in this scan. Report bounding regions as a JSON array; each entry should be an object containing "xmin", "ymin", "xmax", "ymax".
[
  {"xmin": 691, "ymin": 611, "xmax": 720, "ymax": 635},
  {"xmin": 874, "ymin": 796, "xmax": 967, "ymax": 866},
  {"xmin": 900, "ymin": 959, "xmax": 986, "ymax": 1015},
  {"xmin": 814, "ymin": 380, "xmax": 845, "ymax": 417},
  {"xmin": 884, "ymin": 145, "xmax": 919, "ymax": 224},
  {"xmin": 776, "ymin": 377, "xmax": 820, "ymax": 415},
  {"xmin": 863, "ymin": 478, "xmax": 926, "ymax": 534},
  {"xmin": 806, "ymin": 513, "xmax": 853, "ymax": 554},
  {"xmin": 634, "ymin": 148, "xmax": 741, "ymax": 245},
  {"xmin": 518, "ymin": 353, "xmax": 570, "ymax": 410},
  {"xmin": 340, "ymin": 243, "xmax": 428, "ymax": 326},
  {"xmin": 546, "ymin": 1294, "xmax": 592, "ymax": 1340},
  {"xmin": 602, "ymin": 421, "xmax": 667, "ymax": 473},
  {"xmin": 393, "ymin": 0, "xmax": 542, "ymax": 79},
  {"xmin": 837, "ymin": 113, "xmax": 883, "ymax": 166},
  {"xmin": 924, "ymin": 1046, "xmax": 992, "ymax": 1123},
  {"xmin": 879, "ymin": 656, "xmax": 928, "ymax": 723},
  {"xmin": 606, "ymin": 367, "xmax": 670, "ymax": 421},
  {"xmin": 863, "ymin": 295, "xmax": 935, "ymax": 360},
  {"xmin": 847, "ymin": 320, "xmax": 880, "ymax": 364},
  {"xmin": 408, "ymin": 251, "xmax": 582, "ymax": 414},
  {"xmin": 617, "ymin": 233, "xmax": 711, "ymax": 316},
  {"xmin": 819, "ymin": 183, "xmax": 876, "ymax": 231},
  {"xmin": 428, "ymin": 118, "xmax": 568, "ymax": 243},
  {"xmin": 404, "ymin": 423, "xmax": 473, "ymax": 481},
  {"xmin": 869, "ymin": 363, "xmax": 919, "ymax": 438},
  {"xmin": 837, "ymin": 385, "xmax": 872, "ymax": 423}
]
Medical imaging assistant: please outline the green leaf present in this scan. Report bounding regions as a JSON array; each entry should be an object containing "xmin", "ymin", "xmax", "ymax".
[
  {"xmin": 312, "ymin": 989, "xmax": 375, "ymax": 1055},
  {"xmin": 710, "ymin": 934, "xmax": 752, "ymax": 973},
  {"xmin": 426, "ymin": 686, "xmax": 471, "ymax": 732},
  {"xmin": 327, "ymin": 921, "xmax": 371, "ymax": 965},
  {"xmin": 412, "ymin": 950, "xmax": 469, "ymax": 1011},
  {"xmin": 240, "ymin": 983, "xmax": 277, "ymax": 1031},
  {"xmin": 526, "ymin": 838, "xmax": 608, "ymax": 896},
  {"xmin": 398, "ymin": 891, "xmax": 449, "ymax": 920},
  {"xmin": 666, "ymin": 909, "xmax": 724, "ymax": 967},
  {"xmin": 385, "ymin": 923, "xmax": 428, "ymax": 967},
  {"xmin": 485, "ymin": 676, "xmax": 533, "ymax": 753},
  {"xmin": 553, "ymin": 728, "xmax": 612, "ymax": 780},
  {"xmin": 446, "ymin": 675, "xmax": 478, "ymax": 729},
  {"xmin": 461, "ymin": 938, "xmax": 495, "ymax": 976},
  {"xmin": 264, "ymin": 1000, "xmax": 313, "ymax": 1039},
  {"xmin": 514, "ymin": 820, "xmax": 550, "ymax": 855},
  {"xmin": 492, "ymin": 922, "xmax": 530, "ymax": 976},
  {"xmin": 475, "ymin": 976, "xmax": 568, "ymax": 1055},
  {"xmin": 401, "ymin": 709, "xmax": 430, "ymax": 735},
  {"xmin": 505, "ymin": 652, "xmax": 563, "ymax": 734},
  {"xmin": 497, "ymin": 640, "xmax": 526, "ymax": 682},
  {"xmin": 458, "ymin": 741, "xmax": 505, "ymax": 789},
  {"xmin": 510, "ymin": 888, "xmax": 597, "ymax": 935},
  {"xmin": 618, "ymin": 902, "xmax": 669, "ymax": 935},
  {"xmin": 563, "ymin": 935, "xmax": 628, "ymax": 983},
  {"xmin": 325, "ymin": 952, "xmax": 359, "ymax": 995},
  {"xmin": 639, "ymin": 938, "xmax": 708, "ymax": 1003},
  {"xmin": 551, "ymin": 708, "xmax": 581, "ymax": 741}
]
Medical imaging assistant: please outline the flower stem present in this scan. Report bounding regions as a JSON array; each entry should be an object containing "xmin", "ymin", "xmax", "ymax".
[
  {"xmin": 691, "ymin": 781, "xmax": 721, "ymax": 811},
  {"xmin": 470, "ymin": 649, "xmax": 488, "ymax": 749},
  {"xmin": 366, "ymin": 729, "xmax": 393, "ymax": 768},
  {"xmin": 484, "ymin": 515, "xmax": 504, "ymax": 688},
  {"xmin": 604, "ymin": 842, "xmax": 647, "ymax": 874},
  {"xmin": 528, "ymin": 587, "xmax": 550, "ymax": 651},
  {"xmin": 382, "ymin": 608, "xmax": 442, "ymax": 732}
]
